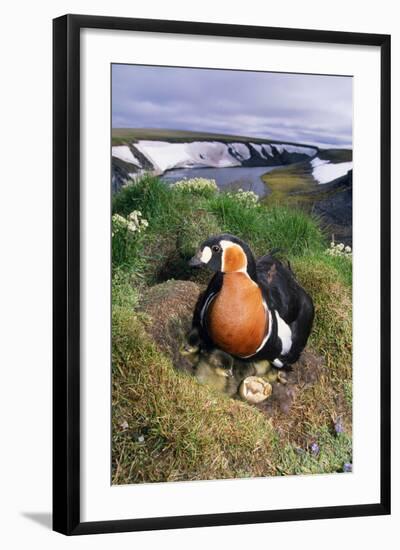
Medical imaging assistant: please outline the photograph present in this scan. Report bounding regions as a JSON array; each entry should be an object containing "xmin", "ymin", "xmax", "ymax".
[
  {"xmin": 111, "ymin": 63, "xmax": 353, "ymax": 485},
  {"xmin": 0, "ymin": 1, "xmax": 394, "ymax": 543}
]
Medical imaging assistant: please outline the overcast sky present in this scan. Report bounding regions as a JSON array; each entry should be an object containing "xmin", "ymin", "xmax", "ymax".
[{"xmin": 112, "ymin": 64, "xmax": 352, "ymax": 148}]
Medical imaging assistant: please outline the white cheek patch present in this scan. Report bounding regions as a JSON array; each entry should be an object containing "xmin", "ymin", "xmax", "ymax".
[{"xmin": 200, "ymin": 246, "xmax": 212, "ymax": 264}]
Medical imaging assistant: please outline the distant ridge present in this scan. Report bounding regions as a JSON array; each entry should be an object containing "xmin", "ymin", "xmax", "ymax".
[
  {"xmin": 111, "ymin": 128, "xmax": 325, "ymax": 193},
  {"xmin": 112, "ymin": 128, "xmax": 321, "ymax": 149}
]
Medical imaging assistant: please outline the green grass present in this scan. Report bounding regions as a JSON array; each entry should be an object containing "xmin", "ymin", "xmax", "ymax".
[
  {"xmin": 113, "ymin": 174, "xmax": 327, "ymax": 263},
  {"xmin": 111, "ymin": 174, "xmax": 352, "ymax": 483},
  {"xmin": 291, "ymin": 256, "xmax": 352, "ymax": 455},
  {"xmin": 208, "ymin": 193, "xmax": 325, "ymax": 258},
  {"xmin": 273, "ymin": 425, "xmax": 352, "ymax": 475},
  {"xmin": 318, "ymin": 149, "xmax": 352, "ymax": 163},
  {"xmin": 112, "ymin": 173, "xmax": 175, "ymax": 224},
  {"xmin": 262, "ymin": 160, "xmax": 316, "ymax": 203}
]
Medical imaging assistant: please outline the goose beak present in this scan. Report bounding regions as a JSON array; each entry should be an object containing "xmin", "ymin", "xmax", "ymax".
[{"xmin": 189, "ymin": 252, "xmax": 204, "ymax": 268}]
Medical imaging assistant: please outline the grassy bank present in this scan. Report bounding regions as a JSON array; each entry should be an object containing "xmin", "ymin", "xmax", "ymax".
[
  {"xmin": 261, "ymin": 148, "xmax": 353, "ymax": 206},
  {"xmin": 261, "ymin": 160, "xmax": 316, "ymax": 204},
  {"xmin": 112, "ymin": 174, "xmax": 352, "ymax": 483}
]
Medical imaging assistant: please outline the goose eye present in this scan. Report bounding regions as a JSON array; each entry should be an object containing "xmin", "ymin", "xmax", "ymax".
[{"xmin": 212, "ymin": 245, "xmax": 220, "ymax": 253}]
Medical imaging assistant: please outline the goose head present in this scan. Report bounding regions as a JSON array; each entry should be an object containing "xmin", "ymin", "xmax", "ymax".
[{"xmin": 189, "ymin": 234, "xmax": 257, "ymax": 280}]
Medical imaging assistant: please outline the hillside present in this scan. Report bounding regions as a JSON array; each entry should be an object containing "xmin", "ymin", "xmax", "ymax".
[
  {"xmin": 262, "ymin": 148, "xmax": 353, "ymax": 244},
  {"xmin": 111, "ymin": 128, "xmax": 319, "ymax": 191},
  {"xmin": 111, "ymin": 174, "xmax": 352, "ymax": 484},
  {"xmin": 111, "ymin": 128, "xmax": 353, "ymax": 243}
]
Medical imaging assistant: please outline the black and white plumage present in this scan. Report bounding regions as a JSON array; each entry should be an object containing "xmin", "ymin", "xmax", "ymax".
[{"xmin": 189, "ymin": 234, "xmax": 314, "ymax": 369}]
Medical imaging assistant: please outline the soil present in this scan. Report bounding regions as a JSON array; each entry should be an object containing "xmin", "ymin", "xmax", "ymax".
[{"xmin": 256, "ymin": 350, "xmax": 325, "ymax": 418}]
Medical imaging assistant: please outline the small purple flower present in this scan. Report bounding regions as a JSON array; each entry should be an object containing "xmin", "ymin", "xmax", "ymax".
[
  {"xmin": 310, "ymin": 442, "xmax": 320, "ymax": 456},
  {"xmin": 343, "ymin": 462, "xmax": 352, "ymax": 472},
  {"xmin": 334, "ymin": 420, "xmax": 344, "ymax": 434}
]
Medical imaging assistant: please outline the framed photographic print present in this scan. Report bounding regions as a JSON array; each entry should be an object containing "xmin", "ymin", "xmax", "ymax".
[{"xmin": 53, "ymin": 14, "xmax": 391, "ymax": 535}]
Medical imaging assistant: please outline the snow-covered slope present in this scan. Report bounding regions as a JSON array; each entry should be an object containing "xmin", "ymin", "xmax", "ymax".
[
  {"xmin": 114, "ymin": 140, "xmax": 317, "ymax": 172},
  {"xmin": 111, "ymin": 138, "xmax": 319, "ymax": 192},
  {"xmin": 134, "ymin": 141, "xmax": 240, "ymax": 171},
  {"xmin": 311, "ymin": 157, "xmax": 353, "ymax": 185},
  {"xmin": 112, "ymin": 145, "xmax": 140, "ymax": 166},
  {"xmin": 271, "ymin": 143, "xmax": 316, "ymax": 156}
]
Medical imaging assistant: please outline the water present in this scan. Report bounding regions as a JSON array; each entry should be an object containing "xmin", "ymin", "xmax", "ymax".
[{"xmin": 161, "ymin": 165, "xmax": 282, "ymax": 198}]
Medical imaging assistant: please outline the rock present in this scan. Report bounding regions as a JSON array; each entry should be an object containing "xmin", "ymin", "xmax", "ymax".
[
  {"xmin": 112, "ymin": 157, "xmax": 138, "ymax": 193},
  {"xmin": 313, "ymin": 170, "xmax": 353, "ymax": 246}
]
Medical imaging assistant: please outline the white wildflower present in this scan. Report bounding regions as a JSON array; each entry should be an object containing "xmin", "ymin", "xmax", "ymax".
[
  {"xmin": 171, "ymin": 177, "xmax": 218, "ymax": 195},
  {"xmin": 324, "ymin": 241, "xmax": 352, "ymax": 259},
  {"xmin": 112, "ymin": 213, "xmax": 128, "ymax": 227},
  {"xmin": 126, "ymin": 210, "xmax": 149, "ymax": 233},
  {"xmin": 112, "ymin": 211, "xmax": 149, "ymax": 236},
  {"xmin": 225, "ymin": 188, "xmax": 259, "ymax": 208},
  {"xmin": 128, "ymin": 210, "xmax": 140, "ymax": 222},
  {"xmin": 127, "ymin": 222, "xmax": 138, "ymax": 233}
]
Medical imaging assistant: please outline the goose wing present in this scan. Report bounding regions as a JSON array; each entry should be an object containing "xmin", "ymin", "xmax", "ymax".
[{"xmin": 256, "ymin": 254, "xmax": 301, "ymax": 324}]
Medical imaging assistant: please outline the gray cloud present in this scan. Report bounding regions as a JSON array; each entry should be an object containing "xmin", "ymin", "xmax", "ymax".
[{"xmin": 112, "ymin": 64, "xmax": 352, "ymax": 148}]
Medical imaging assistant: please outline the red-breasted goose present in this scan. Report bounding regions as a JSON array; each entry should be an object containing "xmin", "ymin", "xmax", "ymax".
[{"xmin": 189, "ymin": 234, "xmax": 314, "ymax": 368}]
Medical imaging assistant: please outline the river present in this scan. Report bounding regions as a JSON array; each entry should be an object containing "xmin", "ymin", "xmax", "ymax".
[{"xmin": 161, "ymin": 165, "xmax": 282, "ymax": 198}]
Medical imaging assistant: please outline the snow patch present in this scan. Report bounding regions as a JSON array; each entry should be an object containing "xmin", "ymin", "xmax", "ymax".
[
  {"xmin": 135, "ymin": 140, "xmax": 244, "ymax": 171},
  {"xmin": 230, "ymin": 142, "xmax": 251, "ymax": 160},
  {"xmin": 311, "ymin": 157, "xmax": 330, "ymax": 168},
  {"xmin": 129, "ymin": 139, "xmax": 317, "ymax": 173},
  {"xmin": 112, "ymin": 145, "xmax": 140, "ymax": 166},
  {"xmin": 251, "ymin": 143, "xmax": 273, "ymax": 159},
  {"xmin": 311, "ymin": 157, "xmax": 353, "ymax": 184},
  {"xmin": 272, "ymin": 144, "xmax": 316, "ymax": 156},
  {"xmin": 261, "ymin": 144, "xmax": 273, "ymax": 156}
]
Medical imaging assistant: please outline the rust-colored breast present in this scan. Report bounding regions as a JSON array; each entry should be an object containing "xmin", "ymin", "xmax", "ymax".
[{"xmin": 207, "ymin": 273, "xmax": 267, "ymax": 357}]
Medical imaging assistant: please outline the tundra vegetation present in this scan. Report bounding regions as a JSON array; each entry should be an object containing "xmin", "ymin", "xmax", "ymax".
[
  {"xmin": 111, "ymin": 127, "xmax": 316, "ymax": 146},
  {"xmin": 112, "ymin": 173, "xmax": 352, "ymax": 484}
]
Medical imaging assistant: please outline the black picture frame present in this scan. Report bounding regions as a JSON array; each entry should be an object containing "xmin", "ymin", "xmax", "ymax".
[{"xmin": 53, "ymin": 14, "xmax": 391, "ymax": 536}]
